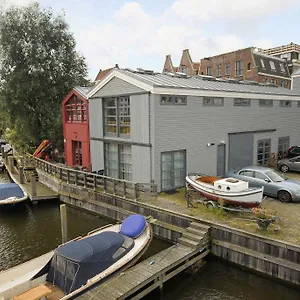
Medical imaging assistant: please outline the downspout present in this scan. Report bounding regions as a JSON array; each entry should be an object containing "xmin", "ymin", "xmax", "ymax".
[{"xmin": 148, "ymin": 91, "xmax": 153, "ymax": 182}]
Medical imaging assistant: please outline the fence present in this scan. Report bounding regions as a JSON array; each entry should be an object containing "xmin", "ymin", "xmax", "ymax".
[{"xmin": 21, "ymin": 155, "xmax": 157, "ymax": 201}]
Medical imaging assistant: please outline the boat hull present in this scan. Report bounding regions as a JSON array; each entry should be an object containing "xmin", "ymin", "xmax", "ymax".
[{"xmin": 186, "ymin": 175, "xmax": 263, "ymax": 208}]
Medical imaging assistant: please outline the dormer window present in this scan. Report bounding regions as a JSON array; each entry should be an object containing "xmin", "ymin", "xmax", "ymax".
[
  {"xmin": 260, "ymin": 59, "xmax": 265, "ymax": 68},
  {"xmin": 269, "ymin": 61, "xmax": 276, "ymax": 70},
  {"xmin": 280, "ymin": 63, "xmax": 285, "ymax": 73}
]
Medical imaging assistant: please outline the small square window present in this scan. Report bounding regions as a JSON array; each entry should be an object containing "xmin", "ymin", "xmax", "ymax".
[
  {"xmin": 203, "ymin": 97, "xmax": 224, "ymax": 106},
  {"xmin": 280, "ymin": 100, "xmax": 291, "ymax": 107},
  {"xmin": 259, "ymin": 99, "xmax": 273, "ymax": 107},
  {"xmin": 234, "ymin": 98, "xmax": 251, "ymax": 106}
]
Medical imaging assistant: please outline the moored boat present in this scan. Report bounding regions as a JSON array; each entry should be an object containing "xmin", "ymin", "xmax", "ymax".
[
  {"xmin": 186, "ymin": 173, "xmax": 263, "ymax": 208},
  {"xmin": 0, "ymin": 183, "xmax": 28, "ymax": 205},
  {"xmin": 0, "ymin": 214, "xmax": 152, "ymax": 300}
]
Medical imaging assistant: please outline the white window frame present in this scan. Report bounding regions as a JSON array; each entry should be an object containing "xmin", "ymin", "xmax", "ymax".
[{"xmin": 269, "ymin": 61, "xmax": 276, "ymax": 70}]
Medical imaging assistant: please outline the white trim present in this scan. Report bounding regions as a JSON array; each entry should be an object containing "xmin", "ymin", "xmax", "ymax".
[
  {"xmin": 152, "ymin": 87, "xmax": 300, "ymax": 100},
  {"xmin": 257, "ymin": 72, "xmax": 291, "ymax": 80},
  {"xmin": 88, "ymin": 70, "xmax": 152, "ymax": 98}
]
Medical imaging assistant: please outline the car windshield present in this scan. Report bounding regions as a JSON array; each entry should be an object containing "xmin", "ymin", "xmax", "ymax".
[{"xmin": 265, "ymin": 171, "xmax": 285, "ymax": 182}]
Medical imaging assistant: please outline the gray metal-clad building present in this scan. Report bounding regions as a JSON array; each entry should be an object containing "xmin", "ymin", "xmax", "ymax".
[{"xmin": 87, "ymin": 69, "xmax": 300, "ymax": 192}]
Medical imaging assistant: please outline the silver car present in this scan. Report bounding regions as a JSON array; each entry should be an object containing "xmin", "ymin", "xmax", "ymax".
[
  {"xmin": 277, "ymin": 156, "xmax": 300, "ymax": 173},
  {"xmin": 225, "ymin": 166, "xmax": 300, "ymax": 203}
]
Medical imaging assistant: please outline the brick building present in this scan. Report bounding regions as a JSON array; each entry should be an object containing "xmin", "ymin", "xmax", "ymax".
[
  {"xmin": 199, "ymin": 47, "xmax": 291, "ymax": 88},
  {"xmin": 163, "ymin": 49, "xmax": 199, "ymax": 76}
]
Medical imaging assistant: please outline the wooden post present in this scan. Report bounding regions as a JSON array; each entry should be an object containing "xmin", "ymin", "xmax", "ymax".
[
  {"xmin": 60, "ymin": 204, "xmax": 68, "ymax": 244},
  {"xmin": 159, "ymin": 274, "xmax": 164, "ymax": 300},
  {"xmin": 123, "ymin": 181, "xmax": 126, "ymax": 199},
  {"xmin": 84, "ymin": 173, "xmax": 87, "ymax": 188},
  {"xmin": 1, "ymin": 146, "xmax": 5, "ymax": 159},
  {"xmin": 31, "ymin": 175, "xmax": 37, "ymax": 197},
  {"xmin": 134, "ymin": 183, "xmax": 139, "ymax": 201},
  {"xmin": 19, "ymin": 166, "xmax": 24, "ymax": 184}
]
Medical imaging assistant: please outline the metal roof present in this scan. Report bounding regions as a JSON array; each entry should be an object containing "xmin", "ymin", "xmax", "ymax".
[
  {"xmin": 117, "ymin": 69, "xmax": 299, "ymax": 96},
  {"xmin": 74, "ymin": 86, "xmax": 93, "ymax": 98}
]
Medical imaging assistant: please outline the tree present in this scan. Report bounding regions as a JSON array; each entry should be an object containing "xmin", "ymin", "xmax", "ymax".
[{"xmin": 0, "ymin": 2, "xmax": 88, "ymax": 152}]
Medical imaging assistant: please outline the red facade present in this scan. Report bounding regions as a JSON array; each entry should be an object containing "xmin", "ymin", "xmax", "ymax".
[{"xmin": 62, "ymin": 89, "xmax": 91, "ymax": 170}]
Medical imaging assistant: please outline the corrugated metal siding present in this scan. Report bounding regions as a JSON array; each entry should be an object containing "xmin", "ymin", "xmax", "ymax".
[
  {"xmin": 90, "ymin": 140, "xmax": 103, "ymax": 171},
  {"xmin": 292, "ymin": 77, "xmax": 300, "ymax": 94},
  {"xmin": 131, "ymin": 145, "xmax": 151, "ymax": 182},
  {"xmin": 92, "ymin": 77, "xmax": 145, "ymax": 98},
  {"xmin": 153, "ymin": 95, "xmax": 300, "ymax": 191},
  {"xmin": 130, "ymin": 94, "xmax": 150, "ymax": 144},
  {"xmin": 89, "ymin": 98, "xmax": 103, "ymax": 138}
]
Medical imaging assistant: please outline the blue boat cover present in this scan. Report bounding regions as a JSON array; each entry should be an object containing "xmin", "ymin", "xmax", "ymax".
[
  {"xmin": 47, "ymin": 231, "xmax": 134, "ymax": 294},
  {"xmin": 120, "ymin": 214, "xmax": 146, "ymax": 238},
  {"xmin": 0, "ymin": 183, "xmax": 24, "ymax": 200}
]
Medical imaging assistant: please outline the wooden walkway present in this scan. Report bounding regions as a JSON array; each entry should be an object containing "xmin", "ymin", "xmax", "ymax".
[
  {"xmin": 78, "ymin": 244, "xmax": 209, "ymax": 300},
  {"xmin": 78, "ymin": 222, "xmax": 211, "ymax": 300},
  {"xmin": 3, "ymin": 157, "xmax": 58, "ymax": 201}
]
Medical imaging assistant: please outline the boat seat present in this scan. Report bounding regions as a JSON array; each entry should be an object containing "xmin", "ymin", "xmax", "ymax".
[
  {"xmin": 13, "ymin": 284, "xmax": 51, "ymax": 300},
  {"xmin": 197, "ymin": 176, "xmax": 219, "ymax": 184}
]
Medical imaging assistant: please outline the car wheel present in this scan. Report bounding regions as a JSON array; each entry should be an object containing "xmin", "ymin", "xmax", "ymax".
[
  {"xmin": 280, "ymin": 164, "xmax": 289, "ymax": 173},
  {"xmin": 278, "ymin": 190, "xmax": 292, "ymax": 203}
]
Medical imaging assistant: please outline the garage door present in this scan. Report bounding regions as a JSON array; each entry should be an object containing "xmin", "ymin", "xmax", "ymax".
[{"xmin": 229, "ymin": 133, "xmax": 254, "ymax": 170}]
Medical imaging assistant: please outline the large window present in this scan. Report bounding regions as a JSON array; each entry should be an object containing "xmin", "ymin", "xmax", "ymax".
[
  {"xmin": 104, "ymin": 97, "xmax": 130, "ymax": 136},
  {"xmin": 216, "ymin": 64, "xmax": 221, "ymax": 77},
  {"xmin": 161, "ymin": 150, "xmax": 186, "ymax": 191},
  {"xmin": 65, "ymin": 95, "xmax": 87, "ymax": 123},
  {"xmin": 105, "ymin": 143, "xmax": 132, "ymax": 181},
  {"xmin": 207, "ymin": 67, "xmax": 212, "ymax": 76},
  {"xmin": 235, "ymin": 60, "xmax": 243, "ymax": 76},
  {"xmin": 278, "ymin": 137, "xmax": 290, "ymax": 159},
  {"xmin": 225, "ymin": 63, "xmax": 231, "ymax": 75},
  {"xmin": 203, "ymin": 97, "xmax": 224, "ymax": 106},
  {"xmin": 257, "ymin": 139, "xmax": 271, "ymax": 166}
]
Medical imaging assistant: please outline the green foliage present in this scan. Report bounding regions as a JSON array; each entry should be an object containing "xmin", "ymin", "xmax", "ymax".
[{"xmin": 0, "ymin": 2, "xmax": 88, "ymax": 152}]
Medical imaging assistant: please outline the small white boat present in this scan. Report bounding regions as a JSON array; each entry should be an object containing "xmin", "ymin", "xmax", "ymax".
[
  {"xmin": 0, "ymin": 214, "xmax": 152, "ymax": 300},
  {"xmin": 0, "ymin": 183, "xmax": 28, "ymax": 205},
  {"xmin": 186, "ymin": 173, "xmax": 263, "ymax": 208}
]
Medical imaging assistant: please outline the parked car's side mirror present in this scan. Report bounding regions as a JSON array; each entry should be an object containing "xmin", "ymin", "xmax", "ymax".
[{"xmin": 264, "ymin": 179, "xmax": 271, "ymax": 183}]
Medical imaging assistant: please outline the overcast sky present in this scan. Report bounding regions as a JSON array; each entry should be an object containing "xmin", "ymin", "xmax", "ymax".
[{"xmin": 7, "ymin": 0, "xmax": 300, "ymax": 80}]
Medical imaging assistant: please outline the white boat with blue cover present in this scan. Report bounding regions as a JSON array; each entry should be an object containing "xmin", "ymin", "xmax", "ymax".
[
  {"xmin": 0, "ymin": 214, "xmax": 152, "ymax": 300},
  {"xmin": 0, "ymin": 183, "xmax": 28, "ymax": 205}
]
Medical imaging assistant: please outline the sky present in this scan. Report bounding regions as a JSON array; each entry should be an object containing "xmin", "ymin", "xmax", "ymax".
[{"xmin": 6, "ymin": 0, "xmax": 300, "ymax": 80}]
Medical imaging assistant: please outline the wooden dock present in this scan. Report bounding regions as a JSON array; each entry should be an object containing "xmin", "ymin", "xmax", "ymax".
[
  {"xmin": 78, "ymin": 222, "xmax": 210, "ymax": 300},
  {"xmin": 3, "ymin": 155, "xmax": 58, "ymax": 201}
]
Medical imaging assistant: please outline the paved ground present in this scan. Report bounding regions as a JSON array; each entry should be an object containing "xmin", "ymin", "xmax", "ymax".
[{"xmin": 151, "ymin": 171, "xmax": 300, "ymax": 246}]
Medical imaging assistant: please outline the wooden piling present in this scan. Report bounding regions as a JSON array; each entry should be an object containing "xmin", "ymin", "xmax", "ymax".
[
  {"xmin": 31, "ymin": 175, "xmax": 37, "ymax": 196},
  {"xmin": 19, "ymin": 166, "xmax": 24, "ymax": 184},
  {"xmin": 60, "ymin": 204, "xmax": 68, "ymax": 244}
]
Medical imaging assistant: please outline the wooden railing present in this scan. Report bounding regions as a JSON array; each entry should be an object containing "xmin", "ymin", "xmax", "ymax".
[{"xmin": 22, "ymin": 155, "xmax": 157, "ymax": 201}]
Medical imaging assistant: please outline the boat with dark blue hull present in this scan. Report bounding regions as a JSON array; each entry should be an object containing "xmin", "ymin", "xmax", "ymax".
[
  {"xmin": 0, "ymin": 214, "xmax": 153, "ymax": 299},
  {"xmin": 0, "ymin": 183, "xmax": 28, "ymax": 205}
]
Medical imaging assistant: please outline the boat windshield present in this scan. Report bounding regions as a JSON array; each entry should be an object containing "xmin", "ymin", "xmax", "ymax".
[{"xmin": 265, "ymin": 171, "xmax": 285, "ymax": 182}]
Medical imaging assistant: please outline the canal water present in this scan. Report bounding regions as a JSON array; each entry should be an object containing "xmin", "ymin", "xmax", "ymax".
[{"xmin": 0, "ymin": 172, "xmax": 300, "ymax": 299}]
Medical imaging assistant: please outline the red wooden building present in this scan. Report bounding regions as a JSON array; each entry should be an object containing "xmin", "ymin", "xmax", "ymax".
[{"xmin": 62, "ymin": 86, "xmax": 92, "ymax": 170}]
